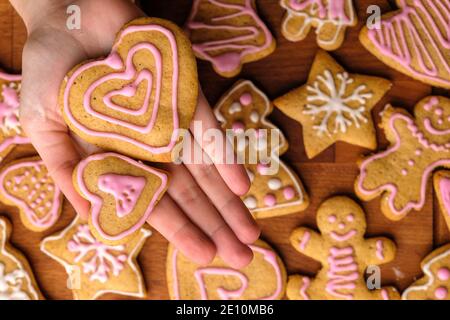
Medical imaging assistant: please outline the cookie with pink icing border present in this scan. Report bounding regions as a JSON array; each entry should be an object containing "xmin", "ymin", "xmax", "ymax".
[
  {"xmin": 402, "ymin": 243, "xmax": 450, "ymax": 300},
  {"xmin": 0, "ymin": 217, "xmax": 43, "ymax": 300},
  {"xmin": 360, "ymin": 0, "xmax": 450, "ymax": 89},
  {"xmin": 0, "ymin": 70, "xmax": 30, "ymax": 162},
  {"xmin": 280, "ymin": 0, "xmax": 357, "ymax": 50},
  {"xmin": 214, "ymin": 80, "xmax": 309, "ymax": 218},
  {"xmin": 41, "ymin": 215, "xmax": 151, "ymax": 300},
  {"xmin": 434, "ymin": 171, "xmax": 450, "ymax": 232},
  {"xmin": 355, "ymin": 96, "xmax": 450, "ymax": 221},
  {"xmin": 60, "ymin": 17, "xmax": 198, "ymax": 162},
  {"xmin": 287, "ymin": 196, "xmax": 400, "ymax": 300},
  {"xmin": 185, "ymin": 0, "xmax": 276, "ymax": 78},
  {"xmin": 0, "ymin": 156, "xmax": 63, "ymax": 232},
  {"xmin": 167, "ymin": 239, "xmax": 286, "ymax": 300},
  {"xmin": 73, "ymin": 152, "xmax": 168, "ymax": 245}
]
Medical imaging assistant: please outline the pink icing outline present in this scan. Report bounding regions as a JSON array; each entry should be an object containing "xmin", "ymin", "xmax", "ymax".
[
  {"xmin": 63, "ymin": 24, "xmax": 180, "ymax": 155},
  {"xmin": 299, "ymin": 277, "xmax": 310, "ymax": 300},
  {"xmin": 195, "ymin": 268, "xmax": 248, "ymax": 300},
  {"xmin": 439, "ymin": 177, "xmax": 450, "ymax": 219},
  {"xmin": 76, "ymin": 153, "xmax": 168, "ymax": 241},
  {"xmin": 376, "ymin": 240, "xmax": 384, "ymax": 260},
  {"xmin": 357, "ymin": 112, "xmax": 450, "ymax": 216},
  {"xmin": 171, "ymin": 244, "xmax": 283, "ymax": 300},
  {"xmin": 0, "ymin": 160, "xmax": 61, "ymax": 229}
]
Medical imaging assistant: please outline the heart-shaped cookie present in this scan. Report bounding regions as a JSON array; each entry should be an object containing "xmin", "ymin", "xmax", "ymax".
[
  {"xmin": 0, "ymin": 157, "xmax": 63, "ymax": 232},
  {"xmin": 73, "ymin": 153, "xmax": 169, "ymax": 244},
  {"xmin": 61, "ymin": 17, "xmax": 198, "ymax": 162}
]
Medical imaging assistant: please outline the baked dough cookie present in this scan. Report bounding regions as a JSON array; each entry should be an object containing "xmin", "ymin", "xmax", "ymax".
[
  {"xmin": 287, "ymin": 196, "xmax": 400, "ymax": 300},
  {"xmin": 0, "ymin": 217, "xmax": 43, "ymax": 300},
  {"xmin": 434, "ymin": 170, "xmax": 450, "ymax": 231},
  {"xmin": 274, "ymin": 50, "xmax": 392, "ymax": 159},
  {"xmin": 355, "ymin": 96, "xmax": 450, "ymax": 221},
  {"xmin": 41, "ymin": 216, "xmax": 151, "ymax": 300},
  {"xmin": 280, "ymin": 0, "xmax": 357, "ymax": 50},
  {"xmin": 73, "ymin": 153, "xmax": 168, "ymax": 245},
  {"xmin": 186, "ymin": 0, "xmax": 276, "ymax": 77},
  {"xmin": 60, "ymin": 17, "xmax": 198, "ymax": 162},
  {"xmin": 402, "ymin": 244, "xmax": 450, "ymax": 300},
  {"xmin": 167, "ymin": 239, "xmax": 286, "ymax": 300},
  {"xmin": 0, "ymin": 156, "xmax": 63, "ymax": 232},
  {"xmin": 214, "ymin": 80, "xmax": 309, "ymax": 218},
  {"xmin": 360, "ymin": 0, "xmax": 450, "ymax": 89},
  {"xmin": 0, "ymin": 71, "xmax": 30, "ymax": 162}
]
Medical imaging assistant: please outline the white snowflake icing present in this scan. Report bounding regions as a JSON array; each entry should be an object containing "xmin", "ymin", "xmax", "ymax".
[
  {"xmin": 0, "ymin": 262, "xmax": 30, "ymax": 300},
  {"xmin": 303, "ymin": 70, "xmax": 373, "ymax": 136},
  {"xmin": 67, "ymin": 225, "xmax": 127, "ymax": 283}
]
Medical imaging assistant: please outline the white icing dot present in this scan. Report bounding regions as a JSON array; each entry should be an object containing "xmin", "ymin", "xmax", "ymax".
[
  {"xmin": 250, "ymin": 111, "xmax": 259, "ymax": 123},
  {"xmin": 228, "ymin": 102, "xmax": 242, "ymax": 114},
  {"xmin": 243, "ymin": 196, "xmax": 257, "ymax": 209},
  {"xmin": 268, "ymin": 178, "xmax": 282, "ymax": 190}
]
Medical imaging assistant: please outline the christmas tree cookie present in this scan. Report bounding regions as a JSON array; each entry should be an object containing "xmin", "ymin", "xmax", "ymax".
[
  {"xmin": 214, "ymin": 80, "xmax": 309, "ymax": 218},
  {"xmin": 274, "ymin": 50, "xmax": 392, "ymax": 159}
]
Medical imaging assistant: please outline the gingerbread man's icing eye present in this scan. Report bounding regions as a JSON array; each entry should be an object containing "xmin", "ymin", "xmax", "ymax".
[
  {"xmin": 347, "ymin": 214, "xmax": 355, "ymax": 222},
  {"xmin": 328, "ymin": 215, "xmax": 336, "ymax": 223}
]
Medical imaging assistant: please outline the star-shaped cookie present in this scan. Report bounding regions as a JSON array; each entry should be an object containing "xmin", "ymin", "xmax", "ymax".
[
  {"xmin": 273, "ymin": 50, "xmax": 392, "ymax": 159},
  {"xmin": 40, "ymin": 216, "xmax": 151, "ymax": 300}
]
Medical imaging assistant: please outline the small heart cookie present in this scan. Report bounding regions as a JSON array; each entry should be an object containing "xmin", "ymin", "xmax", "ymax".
[
  {"xmin": 73, "ymin": 153, "xmax": 168, "ymax": 244},
  {"xmin": 61, "ymin": 17, "xmax": 198, "ymax": 162},
  {"xmin": 0, "ymin": 157, "xmax": 63, "ymax": 232}
]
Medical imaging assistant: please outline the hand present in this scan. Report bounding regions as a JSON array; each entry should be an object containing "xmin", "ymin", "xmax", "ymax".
[{"xmin": 11, "ymin": 0, "xmax": 260, "ymax": 268}]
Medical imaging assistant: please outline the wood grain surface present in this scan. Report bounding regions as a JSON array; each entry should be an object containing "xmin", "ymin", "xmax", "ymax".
[{"xmin": 0, "ymin": 0, "xmax": 448, "ymax": 300}]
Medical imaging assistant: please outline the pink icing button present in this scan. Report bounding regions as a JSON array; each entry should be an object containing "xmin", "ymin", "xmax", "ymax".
[
  {"xmin": 256, "ymin": 163, "xmax": 269, "ymax": 175},
  {"xmin": 435, "ymin": 108, "xmax": 443, "ymax": 116},
  {"xmin": 347, "ymin": 214, "xmax": 354, "ymax": 222},
  {"xmin": 283, "ymin": 186, "xmax": 295, "ymax": 200},
  {"xmin": 232, "ymin": 121, "xmax": 245, "ymax": 133},
  {"xmin": 239, "ymin": 93, "xmax": 253, "ymax": 106},
  {"xmin": 263, "ymin": 194, "xmax": 276, "ymax": 207},
  {"xmin": 437, "ymin": 268, "xmax": 450, "ymax": 281},
  {"xmin": 434, "ymin": 287, "xmax": 448, "ymax": 300}
]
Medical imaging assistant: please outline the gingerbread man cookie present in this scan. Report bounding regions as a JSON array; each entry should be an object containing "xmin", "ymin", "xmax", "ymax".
[
  {"xmin": 287, "ymin": 196, "xmax": 400, "ymax": 300},
  {"xmin": 186, "ymin": 0, "xmax": 276, "ymax": 77},
  {"xmin": 214, "ymin": 80, "xmax": 309, "ymax": 218},
  {"xmin": 41, "ymin": 216, "xmax": 151, "ymax": 300},
  {"xmin": 0, "ymin": 217, "xmax": 43, "ymax": 300},
  {"xmin": 402, "ymin": 243, "xmax": 450, "ymax": 300},
  {"xmin": 360, "ymin": 0, "xmax": 450, "ymax": 89},
  {"xmin": 0, "ymin": 71, "xmax": 30, "ymax": 162},
  {"xmin": 167, "ymin": 239, "xmax": 286, "ymax": 300},
  {"xmin": 60, "ymin": 17, "xmax": 198, "ymax": 162},
  {"xmin": 356, "ymin": 96, "xmax": 450, "ymax": 221},
  {"xmin": 73, "ymin": 152, "xmax": 168, "ymax": 245},
  {"xmin": 274, "ymin": 50, "xmax": 392, "ymax": 159},
  {"xmin": 0, "ymin": 156, "xmax": 63, "ymax": 232},
  {"xmin": 280, "ymin": 0, "xmax": 357, "ymax": 50},
  {"xmin": 434, "ymin": 170, "xmax": 450, "ymax": 231}
]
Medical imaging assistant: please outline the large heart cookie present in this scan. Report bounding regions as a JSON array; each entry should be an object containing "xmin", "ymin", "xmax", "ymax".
[
  {"xmin": 73, "ymin": 153, "xmax": 168, "ymax": 244},
  {"xmin": 0, "ymin": 157, "xmax": 63, "ymax": 232},
  {"xmin": 360, "ymin": 0, "xmax": 450, "ymax": 89},
  {"xmin": 60, "ymin": 17, "xmax": 198, "ymax": 162},
  {"xmin": 167, "ymin": 239, "xmax": 286, "ymax": 300}
]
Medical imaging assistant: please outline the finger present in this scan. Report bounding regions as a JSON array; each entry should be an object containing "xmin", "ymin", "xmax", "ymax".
[
  {"xmin": 184, "ymin": 134, "xmax": 260, "ymax": 244},
  {"xmin": 164, "ymin": 163, "xmax": 253, "ymax": 269},
  {"xmin": 190, "ymin": 90, "xmax": 250, "ymax": 196},
  {"xmin": 147, "ymin": 195, "xmax": 215, "ymax": 265}
]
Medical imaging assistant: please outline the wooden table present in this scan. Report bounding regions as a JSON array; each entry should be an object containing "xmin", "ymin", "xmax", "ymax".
[{"xmin": 0, "ymin": 0, "xmax": 448, "ymax": 300}]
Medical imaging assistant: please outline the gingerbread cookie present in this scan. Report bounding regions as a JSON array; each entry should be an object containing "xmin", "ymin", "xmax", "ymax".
[
  {"xmin": 274, "ymin": 50, "xmax": 392, "ymax": 159},
  {"xmin": 0, "ymin": 71, "xmax": 30, "ymax": 162},
  {"xmin": 167, "ymin": 239, "xmax": 286, "ymax": 300},
  {"xmin": 0, "ymin": 156, "xmax": 63, "ymax": 232},
  {"xmin": 360, "ymin": 0, "xmax": 450, "ymax": 89},
  {"xmin": 60, "ymin": 17, "xmax": 198, "ymax": 162},
  {"xmin": 280, "ymin": 0, "xmax": 357, "ymax": 50},
  {"xmin": 214, "ymin": 80, "xmax": 309, "ymax": 218},
  {"xmin": 41, "ymin": 216, "xmax": 151, "ymax": 300},
  {"xmin": 186, "ymin": 0, "xmax": 276, "ymax": 78},
  {"xmin": 0, "ymin": 217, "xmax": 43, "ymax": 300},
  {"xmin": 73, "ymin": 152, "xmax": 168, "ymax": 245},
  {"xmin": 356, "ymin": 96, "xmax": 450, "ymax": 221},
  {"xmin": 434, "ymin": 171, "xmax": 450, "ymax": 231},
  {"xmin": 287, "ymin": 196, "xmax": 400, "ymax": 300},
  {"xmin": 402, "ymin": 243, "xmax": 450, "ymax": 300}
]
